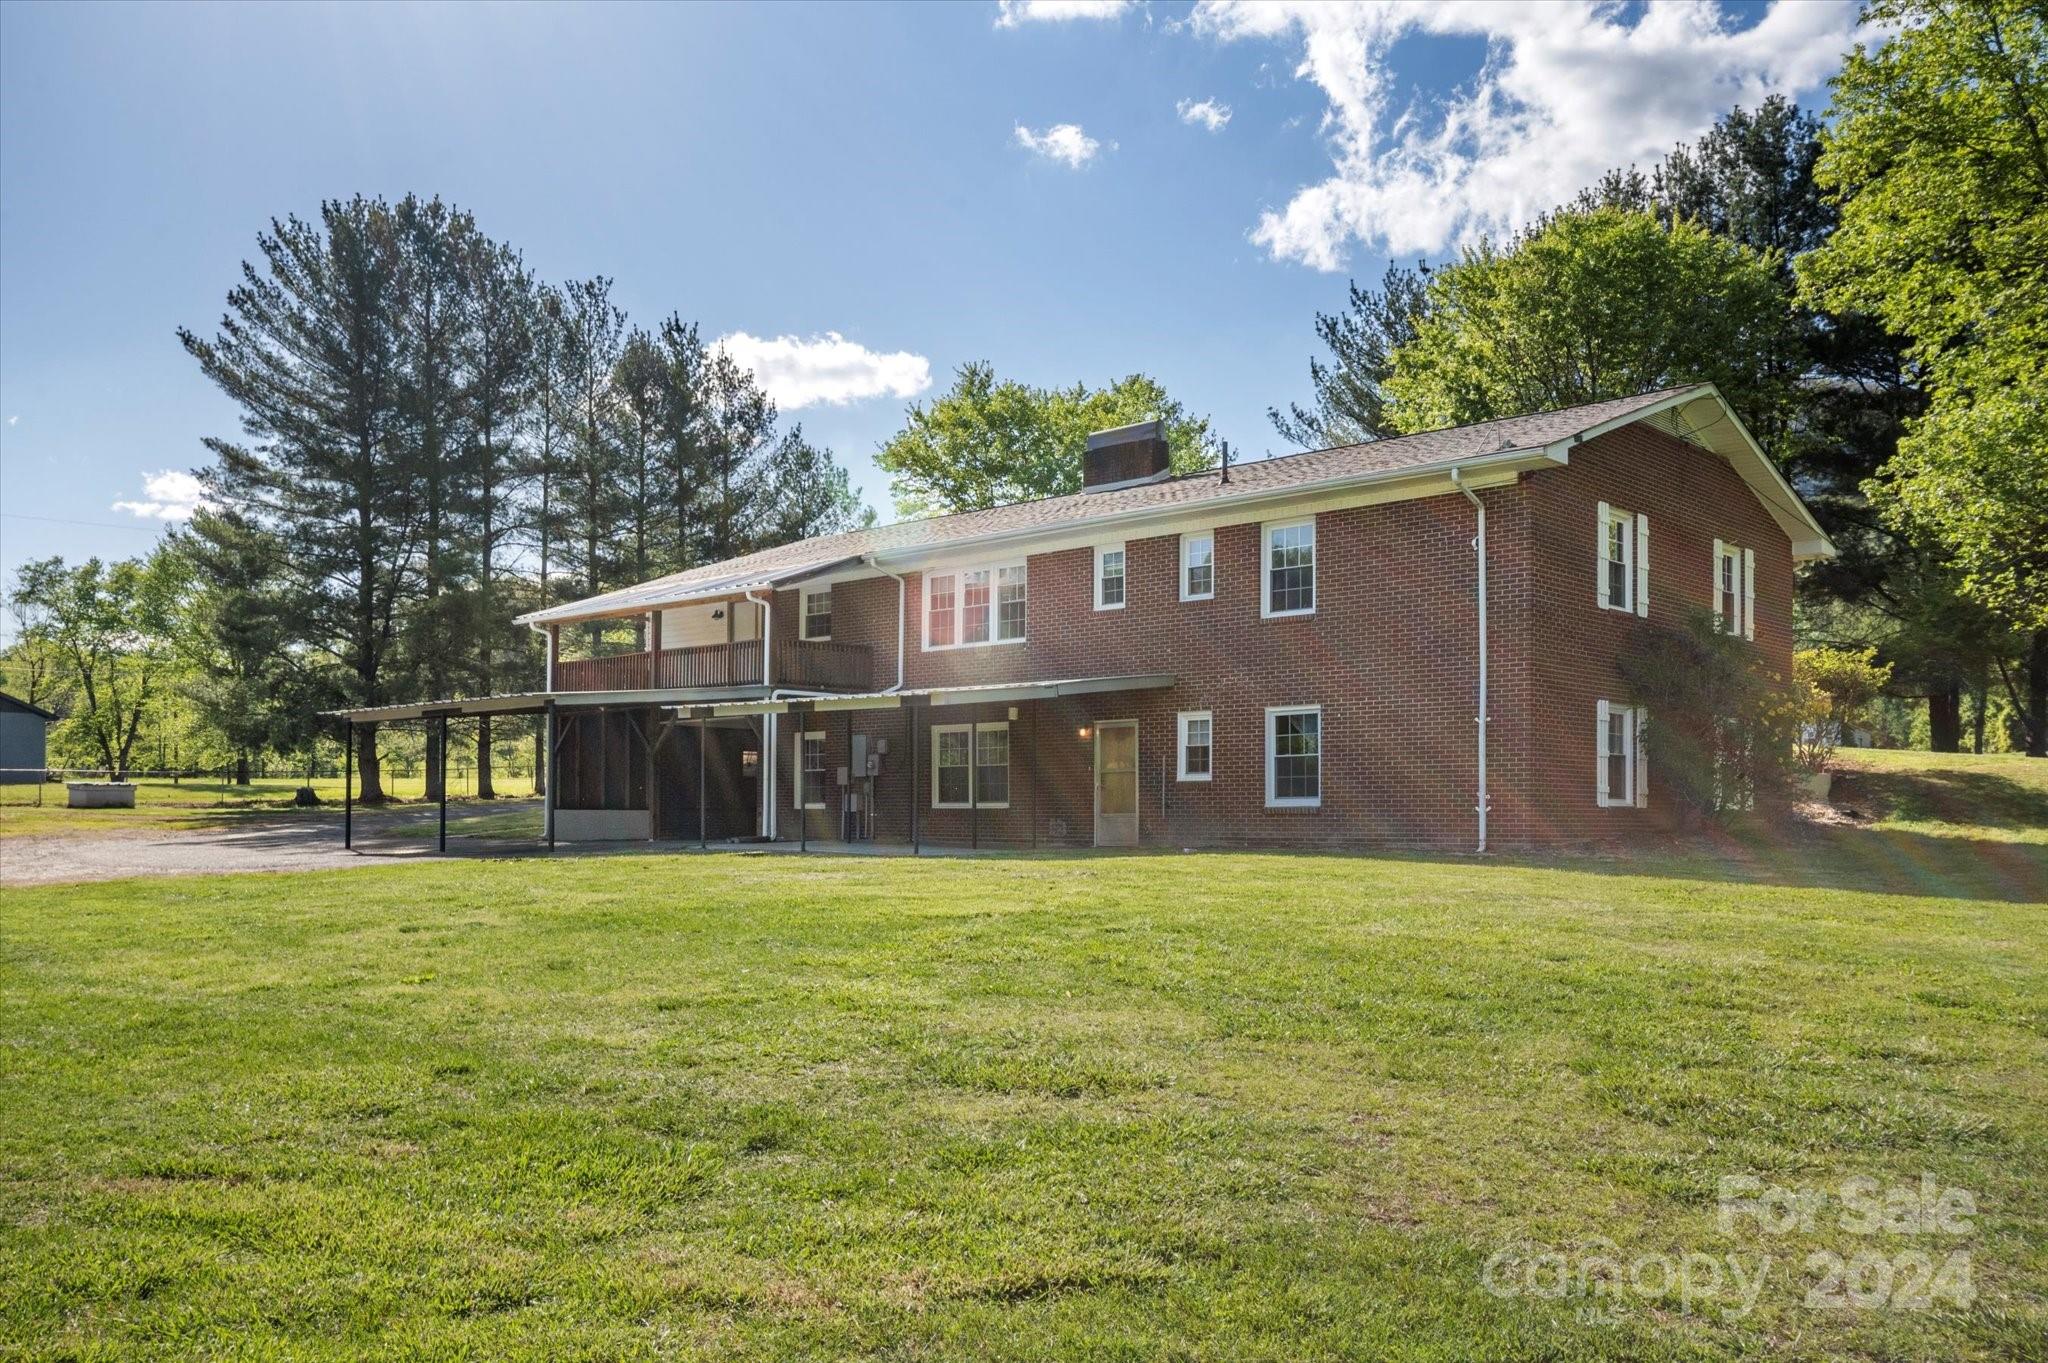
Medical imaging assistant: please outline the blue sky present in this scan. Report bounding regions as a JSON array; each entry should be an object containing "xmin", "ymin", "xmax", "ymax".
[{"xmin": 0, "ymin": 0, "xmax": 1859, "ymax": 624}]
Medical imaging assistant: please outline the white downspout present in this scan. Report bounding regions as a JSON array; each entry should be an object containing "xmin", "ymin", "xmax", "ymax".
[
  {"xmin": 863, "ymin": 554, "xmax": 908, "ymax": 692},
  {"xmin": 1450, "ymin": 468, "xmax": 1489, "ymax": 854},
  {"xmin": 745, "ymin": 590, "xmax": 776, "ymax": 838}
]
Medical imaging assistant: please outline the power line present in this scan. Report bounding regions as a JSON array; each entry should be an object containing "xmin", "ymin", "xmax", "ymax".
[{"xmin": 1, "ymin": 512, "xmax": 170, "ymax": 534}]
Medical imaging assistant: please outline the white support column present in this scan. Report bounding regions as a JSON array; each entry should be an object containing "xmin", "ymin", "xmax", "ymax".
[{"xmin": 761, "ymin": 710, "xmax": 778, "ymax": 839}]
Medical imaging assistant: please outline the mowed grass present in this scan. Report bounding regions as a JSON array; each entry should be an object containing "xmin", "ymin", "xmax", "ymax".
[{"xmin": 1, "ymin": 754, "xmax": 2044, "ymax": 1360}]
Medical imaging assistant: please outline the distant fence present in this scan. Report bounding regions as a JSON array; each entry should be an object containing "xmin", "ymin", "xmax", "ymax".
[{"xmin": 0, "ymin": 765, "xmax": 540, "ymax": 808}]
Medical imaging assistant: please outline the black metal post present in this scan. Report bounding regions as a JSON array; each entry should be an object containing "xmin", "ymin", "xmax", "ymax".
[
  {"xmin": 544, "ymin": 700, "xmax": 557, "ymax": 851},
  {"xmin": 910, "ymin": 704, "xmax": 920, "ymax": 856},
  {"xmin": 437, "ymin": 716, "xmax": 449, "ymax": 853},
  {"xmin": 697, "ymin": 718, "xmax": 707, "ymax": 850},
  {"xmin": 343, "ymin": 720, "xmax": 354, "ymax": 850},
  {"xmin": 1029, "ymin": 704, "xmax": 1038, "ymax": 851}
]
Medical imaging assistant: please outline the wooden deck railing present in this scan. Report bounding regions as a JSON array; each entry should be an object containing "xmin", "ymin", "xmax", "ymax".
[{"xmin": 552, "ymin": 638, "xmax": 871, "ymax": 694}]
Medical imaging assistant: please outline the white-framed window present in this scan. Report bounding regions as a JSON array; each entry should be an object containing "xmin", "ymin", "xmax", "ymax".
[
  {"xmin": 1180, "ymin": 532, "xmax": 1215, "ymax": 601},
  {"xmin": 961, "ymin": 569, "xmax": 992, "ymax": 644},
  {"xmin": 1712, "ymin": 539, "xmax": 1756, "ymax": 640},
  {"xmin": 1265, "ymin": 705, "xmax": 1321, "ymax": 807},
  {"xmin": 1262, "ymin": 518, "xmax": 1316, "ymax": 617},
  {"xmin": 1595, "ymin": 700, "xmax": 1648, "ymax": 809},
  {"xmin": 1177, "ymin": 710, "xmax": 1213, "ymax": 781},
  {"xmin": 924, "ymin": 563, "xmax": 1026, "ymax": 650},
  {"xmin": 976, "ymin": 725, "xmax": 1011, "ymax": 807},
  {"xmin": 800, "ymin": 587, "xmax": 832, "ymax": 641},
  {"xmin": 997, "ymin": 565, "xmax": 1027, "ymax": 641},
  {"xmin": 931, "ymin": 721, "xmax": 1009, "ymax": 808},
  {"xmin": 792, "ymin": 729, "xmax": 826, "ymax": 809},
  {"xmin": 1095, "ymin": 544, "xmax": 1126, "ymax": 610},
  {"xmin": 1597, "ymin": 501, "xmax": 1649, "ymax": 616}
]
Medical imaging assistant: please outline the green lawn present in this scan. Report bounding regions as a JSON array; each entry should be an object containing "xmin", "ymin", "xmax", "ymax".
[{"xmin": 1, "ymin": 760, "xmax": 2044, "ymax": 1359}]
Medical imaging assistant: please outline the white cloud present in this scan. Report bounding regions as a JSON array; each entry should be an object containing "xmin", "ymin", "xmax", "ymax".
[
  {"xmin": 5, "ymin": 415, "xmax": 17, "ymax": 426},
  {"xmin": 1177, "ymin": 97, "xmax": 1233, "ymax": 132},
  {"xmin": 1190, "ymin": 0, "xmax": 1860, "ymax": 270},
  {"xmin": 995, "ymin": 0, "xmax": 1131, "ymax": 28},
  {"xmin": 1014, "ymin": 121, "xmax": 1106, "ymax": 168},
  {"xmin": 713, "ymin": 332, "xmax": 932, "ymax": 410},
  {"xmin": 113, "ymin": 469, "xmax": 211, "ymax": 522}
]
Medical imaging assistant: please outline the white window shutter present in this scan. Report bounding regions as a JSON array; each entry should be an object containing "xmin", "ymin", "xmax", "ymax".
[
  {"xmin": 1742, "ymin": 548, "xmax": 1757, "ymax": 640},
  {"xmin": 1634, "ymin": 708, "xmax": 1649, "ymax": 809},
  {"xmin": 1595, "ymin": 699, "xmax": 1610, "ymax": 803},
  {"xmin": 1634, "ymin": 514, "xmax": 1650, "ymax": 617},
  {"xmin": 1712, "ymin": 538, "xmax": 1726, "ymax": 618},
  {"xmin": 1596, "ymin": 502, "xmax": 1610, "ymax": 604}
]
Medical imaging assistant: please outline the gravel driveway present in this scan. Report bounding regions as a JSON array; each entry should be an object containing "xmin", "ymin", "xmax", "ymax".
[{"xmin": 0, "ymin": 803, "xmax": 545, "ymax": 887}]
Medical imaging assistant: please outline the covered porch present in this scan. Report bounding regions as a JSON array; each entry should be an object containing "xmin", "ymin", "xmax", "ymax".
[{"xmin": 325, "ymin": 673, "xmax": 1176, "ymax": 856}]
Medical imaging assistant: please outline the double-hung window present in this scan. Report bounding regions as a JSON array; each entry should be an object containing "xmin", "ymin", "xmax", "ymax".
[
  {"xmin": 931, "ymin": 721, "xmax": 1009, "ymax": 808},
  {"xmin": 1597, "ymin": 502, "xmax": 1649, "ymax": 616},
  {"xmin": 924, "ymin": 564, "xmax": 1025, "ymax": 649},
  {"xmin": 1263, "ymin": 519, "xmax": 1315, "ymax": 617},
  {"xmin": 1265, "ymin": 705, "xmax": 1321, "ymax": 807},
  {"xmin": 800, "ymin": 587, "xmax": 832, "ymax": 641},
  {"xmin": 961, "ymin": 570, "xmax": 992, "ymax": 644},
  {"xmin": 792, "ymin": 729, "xmax": 826, "ymax": 809},
  {"xmin": 1095, "ymin": 544, "xmax": 1126, "ymax": 610},
  {"xmin": 1177, "ymin": 710, "xmax": 1212, "ymax": 781},
  {"xmin": 926, "ymin": 573, "xmax": 957, "ymax": 647},
  {"xmin": 1712, "ymin": 539, "xmax": 1756, "ymax": 640},
  {"xmin": 1595, "ymin": 700, "xmax": 1647, "ymax": 808},
  {"xmin": 997, "ymin": 566, "xmax": 1027, "ymax": 641},
  {"xmin": 1180, "ymin": 533, "xmax": 1215, "ymax": 601}
]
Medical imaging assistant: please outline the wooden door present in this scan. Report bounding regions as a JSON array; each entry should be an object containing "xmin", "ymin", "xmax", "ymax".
[{"xmin": 1094, "ymin": 721, "xmax": 1138, "ymax": 847}]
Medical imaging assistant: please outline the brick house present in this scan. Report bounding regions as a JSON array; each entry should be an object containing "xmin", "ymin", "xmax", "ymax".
[{"xmin": 335, "ymin": 384, "xmax": 1832, "ymax": 851}]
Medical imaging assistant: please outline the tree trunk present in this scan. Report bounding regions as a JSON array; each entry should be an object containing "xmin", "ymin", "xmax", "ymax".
[
  {"xmin": 1928, "ymin": 684, "xmax": 1962, "ymax": 753},
  {"xmin": 1970, "ymin": 682, "xmax": 1988, "ymax": 755},
  {"xmin": 357, "ymin": 723, "xmax": 386, "ymax": 803},
  {"xmin": 2028, "ymin": 629, "xmax": 2047, "ymax": 758},
  {"xmin": 235, "ymin": 752, "xmax": 251, "ymax": 786},
  {"xmin": 476, "ymin": 714, "xmax": 496, "ymax": 800}
]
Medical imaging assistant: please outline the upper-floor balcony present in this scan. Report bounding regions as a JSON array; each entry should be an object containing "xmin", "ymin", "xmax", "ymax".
[{"xmin": 552, "ymin": 638, "xmax": 873, "ymax": 695}]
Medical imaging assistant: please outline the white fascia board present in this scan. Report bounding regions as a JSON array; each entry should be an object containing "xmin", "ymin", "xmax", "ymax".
[{"xmin": 883, "ymin": 454, "xmax": 1544, "ymax": 573}]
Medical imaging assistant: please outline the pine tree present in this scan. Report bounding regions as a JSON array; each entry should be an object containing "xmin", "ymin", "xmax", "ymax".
[
  {"xmin": 613, "ymin": 329, "xmax": 668, "ymax": 596},
  {"xmin": 180, "ymin": 198, "xmax": 412, "ymax": 801},
  {"xmin": 557, "ymin": 278, "xmax": 628, "ymax": 652},
  {"xmin": 459, "ymin": 233, "xmax": 536, "ymax": 797}
]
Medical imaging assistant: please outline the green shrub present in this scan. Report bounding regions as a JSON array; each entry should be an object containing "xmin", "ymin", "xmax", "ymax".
[{"xmin": 1618, "ymin": 608, "xmax": 1797, "ymax": 819}]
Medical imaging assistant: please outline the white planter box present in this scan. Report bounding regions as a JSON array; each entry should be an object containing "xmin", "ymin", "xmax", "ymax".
[
  {"xmin": 551, "ymin": 808, "xmax": 651, "ymax": 841},
  {"xmin": 68, "ymin": 782, "xmax": 136, "ymax": 809}
]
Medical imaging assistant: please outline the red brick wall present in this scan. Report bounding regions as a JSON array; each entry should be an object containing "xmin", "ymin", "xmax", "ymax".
[
  {"xmin": 759, "ymin": 423, "xmax": 1795, "ymax": 849},
  {"xmin": 1503, "ymin": 423, "xmax": 1795, "ymax": 843}
]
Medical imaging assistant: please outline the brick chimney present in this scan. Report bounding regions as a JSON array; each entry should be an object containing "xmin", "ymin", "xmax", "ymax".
[{"xmin": 1083, "ymin": 419, "xmax": 1170, "ymax": 492}]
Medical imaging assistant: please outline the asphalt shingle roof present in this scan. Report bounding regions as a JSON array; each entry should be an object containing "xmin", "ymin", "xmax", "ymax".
[{"xmin": 518, "ymin": 386, "xmax": 1701, "ymax": 625}]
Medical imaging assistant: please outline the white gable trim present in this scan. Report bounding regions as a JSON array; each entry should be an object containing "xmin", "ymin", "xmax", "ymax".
[{"xmin": 1544, "ymin": 384, "xmax": 1834, "ymax": 561}]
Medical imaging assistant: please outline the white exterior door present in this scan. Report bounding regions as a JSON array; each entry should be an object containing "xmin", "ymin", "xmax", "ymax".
[{"xmin": 1094, "ymin": 721, "xmax": 1138, "ymax": 847}]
